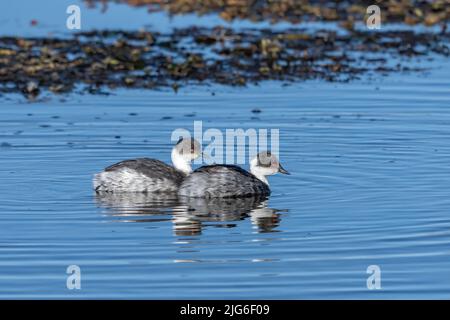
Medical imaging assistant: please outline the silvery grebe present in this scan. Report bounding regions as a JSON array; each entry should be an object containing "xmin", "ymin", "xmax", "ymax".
[
  {"xmin": 178, "ymin": 151, "xmax": 289, "ymax": 198},
  {"xmin": 93, "ymin": 138, "xmax": 201, "ymax": 193}
]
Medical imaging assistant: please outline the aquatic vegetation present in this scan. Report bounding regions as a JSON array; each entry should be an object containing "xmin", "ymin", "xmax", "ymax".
[
  {"xmin": 85, "ymin": 0, "xmax": 450, "ymax": 26},
  {"xmin": 0, "ymin": 27, "xmax": 448, "ymax": 98}
]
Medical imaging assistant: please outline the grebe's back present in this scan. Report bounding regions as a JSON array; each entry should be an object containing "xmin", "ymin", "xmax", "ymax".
[
  {"xmin": 93, "ymin": 138, "xmax": 202, "ymax": 193},
  {"xmin": 178, "ymin": 151, "xmax": 289, "ymax": 198},
  {"xmin": 178, "ymin": 165, "xmax": 270, "ymax": 198},
  {"xmin": 94, "ymin": 158, "xmax": 185, "ymax": 193}
]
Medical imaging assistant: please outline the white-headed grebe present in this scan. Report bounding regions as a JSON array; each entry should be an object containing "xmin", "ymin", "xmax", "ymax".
[
  {"xmin": 178, "ymin": 151, "xmax": 289, "ymax": 198},
  {"xmin": 93, "ymin": 138, "xmax": 201, "ymax": 193}
]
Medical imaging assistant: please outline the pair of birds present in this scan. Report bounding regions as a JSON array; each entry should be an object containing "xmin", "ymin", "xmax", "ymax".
[{"xmin": 93, "ymin": 137, "xmax": 289, "ymax": 198}]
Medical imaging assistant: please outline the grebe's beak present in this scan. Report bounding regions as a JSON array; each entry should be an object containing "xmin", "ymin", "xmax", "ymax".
[{"xmin": 278, "ymin": 164, "xmax": 290, "ymax": 175}]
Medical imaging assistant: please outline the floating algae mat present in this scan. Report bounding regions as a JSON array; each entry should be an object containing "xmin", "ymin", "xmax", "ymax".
[
  {"xmin": 86, "ymin": 0, "xmax": 450, "ymax": 26},
  {"xmin": 0, "ymin": 26, "xmax": 449, "ymax": 98}
]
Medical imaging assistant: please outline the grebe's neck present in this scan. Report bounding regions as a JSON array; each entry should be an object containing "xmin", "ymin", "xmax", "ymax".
[
  {"xmin": 250, "ymin": 159, "xmax": 269, "ymax": 186},
  {"xmin": 171, "ymin": 148, "xmax": 192, "ymax": 175}
]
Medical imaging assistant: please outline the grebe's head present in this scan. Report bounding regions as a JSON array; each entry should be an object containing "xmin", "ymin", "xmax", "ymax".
[
  {"xmin": 171, "ymin": 137, "xmax": 202, "ymax": 174},
  {"xmin": 250, "ymin": 151, "xmax": 290, "ymax": 185},
  {"xmin": 174, "ymin": 137, "xmax": 202, "ymax": 160}
]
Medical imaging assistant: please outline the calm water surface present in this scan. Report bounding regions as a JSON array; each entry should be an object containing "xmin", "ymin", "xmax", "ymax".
[
  {"xmin": 1, "ymin": 0, "xmax": 450, "ymax": 299},
  {"xmin": 1, "ymin": 65, "xmax": 450, "ymax": 298}
]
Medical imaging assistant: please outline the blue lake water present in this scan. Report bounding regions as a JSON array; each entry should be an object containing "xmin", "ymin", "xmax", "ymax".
[{"xmin": 0, "ymin": 0, "xmax": 450, "ymax": 299}]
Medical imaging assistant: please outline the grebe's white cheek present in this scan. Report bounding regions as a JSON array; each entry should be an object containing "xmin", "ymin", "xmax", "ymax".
[
  {"xmin": 259, "ymin": 166, "xmax": 278, "ymax": 176},
  {"xmin": 171, "ymin": 149, "xmax": 193, "ymax": 174},
  {"xmin": 190, "ymin": 152, "xmax": 201, "ymax": 161}
]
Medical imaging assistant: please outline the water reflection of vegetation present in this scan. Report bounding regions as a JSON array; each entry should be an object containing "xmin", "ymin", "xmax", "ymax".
[{"xmin": 95, "ymin": 192, "xmax": 285, "ymax": 236}]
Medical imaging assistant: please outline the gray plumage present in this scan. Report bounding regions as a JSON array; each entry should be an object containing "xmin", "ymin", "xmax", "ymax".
[
  {"xmin": 93, "ymin": 158, "xmax": 186, "ymax": 193},
  {"xmin": 178, "ymin": 165, "xmax": 270, "ymax": 198}
]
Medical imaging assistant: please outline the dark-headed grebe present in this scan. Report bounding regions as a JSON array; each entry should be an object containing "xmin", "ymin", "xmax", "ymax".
[
  {"xmin": 178, "ymin": 151, "xmax": 289, "ymax": 198},
  {"xmin": 93, "ymin": 138, "xmax": 201, "ymax": 193}
]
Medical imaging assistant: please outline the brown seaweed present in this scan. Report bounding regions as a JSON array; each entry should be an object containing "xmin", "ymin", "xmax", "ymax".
[
  {"xmin": 85, "ymin": 0, "xmax": 450, "ymax": 26},
  {"xmin": 0, "ymin": 27, "xmax": 448, "ymax": 98}
]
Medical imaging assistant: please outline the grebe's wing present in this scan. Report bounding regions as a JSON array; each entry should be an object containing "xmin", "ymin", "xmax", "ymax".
[
  {"xmin": 104, "ymin": 158, "xmax": 185, "ymax": 181},
  {"xmin": 179, "ymin": 165, "xmax": 270, "ymax": 198},
  {"xmin": 94, "ymin": 158, "xmax": 186, "ymax": 193}
]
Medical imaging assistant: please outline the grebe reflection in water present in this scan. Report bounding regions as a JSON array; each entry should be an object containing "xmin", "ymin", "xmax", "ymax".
[{"xmin": 94, "ymin": 192, "xmax": 285, "ymax": 235}]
